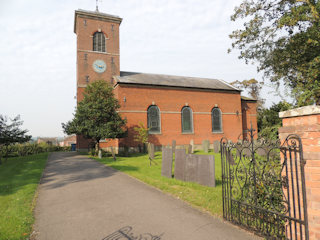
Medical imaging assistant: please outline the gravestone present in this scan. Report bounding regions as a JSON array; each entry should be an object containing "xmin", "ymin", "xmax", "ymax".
[
  {"xmin": 213, "ymin": 140, "xmax": 220, "ymax": 153},
  {"xmin": 124, "ymin": 145, "xmax": 129, "ymax": 157},
  {"xmin": 161, "ymin": 147, "xmax": 173, "ymax": 178},
  {"xmin": 111, "ymin": 146, "xmax": 116, "ymax": 161},
  {"xmin": 188, "ymin": 144, "xmax": 192, "ymax": 155},
  {"xmin": 172, "ymin": 140, "xmax": 176, "ymax": 154},
  {"xmin": 243, "ymin": 148, "xmax": 251, "ymax": 157},
  {"xmin": 202, "ymin": 140, "xmax": 210, "ymax": 153},
  {"xmin": 190, "ymin": 139, "xmax": 194, "ymax": 153},
  {"xmin": 228, "ymin": 153, "xmax": 235, "ymax": 165},
  {"xmin": 138, "ymin": 144, "xmax": 142, "ymax": 153},
  {"xmin": 148, "ymin": 143, "xmax": 155, "ymax": 159},
  {"xmin": 174, "ymin": 149, "xmax": 187, "ymax": 181},
  {"xmin": 98, "ymin": 149, "xmax": 102, "ymax": 159},
  {"xmin": 185, "ymin": 154, "xmax": 198, "ymax": 183},
  {"xmin": 256, "ymin": 147, "xmax": 266, "ymax": 156},
  {"xmin": 197, "ymin": 155, "xmax": 215, "ymax": 187},
  {"xmin": 184, "ymin": 154, "xmax": 215, "ymax": 187}
]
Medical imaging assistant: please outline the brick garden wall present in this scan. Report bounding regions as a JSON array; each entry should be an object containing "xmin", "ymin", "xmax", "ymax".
[{"xmin": 279, "ymin": 106, "xmax": 320, "ymax": 239}]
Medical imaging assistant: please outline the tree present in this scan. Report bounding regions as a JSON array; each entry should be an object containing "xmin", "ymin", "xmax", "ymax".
[
  {"xmin": 133, "ymin": 122, "xmax": 149, "ymax": 152},
  {"xmin": 0, "ymin": 115, "xmax": 31, "ymax": 164},
  {"xmin": 258, "ymin": 101, "xmax": 292, "ymax": 139},
  {"xmin": 231, "ymin": 78, "xmax": 265, "ymax": 109},
  {"xmin": 229, "ymin": 0, "xmax": 320, "ymax": 106},
  {"xmin": 62, "ymin": 80, "xmax": 126, "ymax": 154}
]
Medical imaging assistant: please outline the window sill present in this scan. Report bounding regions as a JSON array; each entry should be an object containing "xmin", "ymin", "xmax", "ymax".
[
  {"xmin": 181, "ymin": 132, "xmax": 194, "ymax": 135},
  {"xmin": 148, "ymin": 132, "xmax": 162, "ymax": 135},
  {"xmin": 212, "ymin": 131, "xmax": 224, "ymax": 134}
]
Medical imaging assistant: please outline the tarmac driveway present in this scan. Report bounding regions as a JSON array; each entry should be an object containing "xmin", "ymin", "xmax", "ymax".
[{"xmin": 33, "ymin": 152, "xmax": 259, "ymax": 240}]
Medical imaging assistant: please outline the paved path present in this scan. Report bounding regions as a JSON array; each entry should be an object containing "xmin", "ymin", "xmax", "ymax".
[{"xmin": 33, "ymin": 152, "xmax": 260, "ymax": 240}]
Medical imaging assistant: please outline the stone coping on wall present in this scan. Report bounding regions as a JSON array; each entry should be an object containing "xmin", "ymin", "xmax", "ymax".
[{"xmin": 279, "ymin": 105, "xmax": 320, "ymax": 118}]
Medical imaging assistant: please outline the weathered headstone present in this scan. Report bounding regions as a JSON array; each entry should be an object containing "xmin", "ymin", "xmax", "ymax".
[
  {"xmin": 111, "ymin": 146, "xmax": 116, "ymax": 161},
  {"xmin": 256, "ymin": 147, "xmax": 266, "ymax": 156},
  {"xmin": 188, "ymin": 144, "xmax": 192, "ymax": 155},
  {"xmin": 174, "ymin": 149, "xmax": 187, "ymax": 181},
  {"xmin": 184, "ymin": 154, "xmax": 215, "ymax": 187},
  {"xmin": 243, "ymin": 148, "xmax": 251, "ymax": 157},
  {"xmin": 197, "ymin": 155, "xmax": 215, "ymax": 187},
  {"xmin": 190, "ymin": 139, "xmax": 194, "ymax": 153},
  {"xmin": 202, "ymin": 140, "xmax": 210, "ymax": 153},
  {"xmin": 228, "ymin": 153, "xmax": 235, "ymax": 165},
  {"xmin": 148, "ymin": 143, "xmax": 155, "ymax": 159},
  {"xmin": 161, "ymin": 147, "xmax": 173, "ymax": 178},
  {"xmin": 213, "ymin": 140, "xmax": 220, "ymax": 153},
  {"xmin": 185, "ymin": 154, "xmax": 198, "ymax": 183},
  {"xmin": 172, "ymin": 140, "xmax": 176, "ymax": 154},
  {"xmin": 98, "ymin": 149, "xmax": 102, "ymax": 159}
]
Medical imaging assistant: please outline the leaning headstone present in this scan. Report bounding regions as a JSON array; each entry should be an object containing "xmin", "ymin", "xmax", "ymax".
[
  {"xmin": 161, "ymin": 147, "xmax": 173, "ymax": 178},
  {"xmin": 213, "ymin": 140, "xmax": 220, "ymax": 153},
  {"xmin": 190, "ymin": 139, "xmax": 194, "ymax": 153},
  {"xmin": 174, "ymin": 149, "xmax": 187, "ymax": 181},
  {"xmin": 111, "ymin": 146, "xmax": 116, "ymax": 161},
  {"xmin": 197, "ymin": 155, "xmax": 215, "ymax": 187},
  {"xmin": 172, "ymin": 140, "xmax": 176, "ymax": 154}
]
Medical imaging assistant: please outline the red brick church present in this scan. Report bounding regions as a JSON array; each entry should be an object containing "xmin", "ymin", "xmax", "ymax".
[{"xmin": 74, "ymin": 9, "xmax": 257, "ymax": 151}]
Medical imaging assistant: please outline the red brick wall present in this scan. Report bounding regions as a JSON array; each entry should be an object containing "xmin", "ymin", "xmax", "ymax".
[
  {"xmin": 241, "ymin": 100, "xmax": 258, "ymax": 139},
  {"xmin": 100, "ymin": 84, "xmax": 252, "ymax": 148},
  {"xmin": 279, "ymin": 107, "xmax": 320, "ymax": 239}
]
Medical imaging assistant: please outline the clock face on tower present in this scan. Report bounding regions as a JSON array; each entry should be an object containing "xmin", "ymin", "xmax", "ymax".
[{"xmin": 92, "ymin": 59, "xmax": 107, "ymax": 73}]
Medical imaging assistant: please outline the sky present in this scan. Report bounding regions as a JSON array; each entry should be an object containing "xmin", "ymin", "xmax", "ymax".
[{"xmin": 0, "ymin": 0, "xmax": 282, "ymax": 137}]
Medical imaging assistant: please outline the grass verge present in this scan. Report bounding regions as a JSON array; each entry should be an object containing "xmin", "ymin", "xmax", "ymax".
[
  {"xmin": 93, "ymin": 150, "xmax": 222, "ymax": 217},
  {"xmin": 0, "ymin": 153, "xmax": 49, "ymax": 240}
]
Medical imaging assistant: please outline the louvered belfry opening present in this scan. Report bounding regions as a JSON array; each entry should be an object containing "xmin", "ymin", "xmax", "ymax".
[{"xmin": 93, "ymin": 32, "xmax": 106, "ymax": 52}]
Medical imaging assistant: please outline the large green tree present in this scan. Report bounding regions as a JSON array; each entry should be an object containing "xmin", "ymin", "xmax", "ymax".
[
  {"xmin": 229, "ymin": 0, "xmax": 320, "ymax": 106},
  {"xmin": 62, "ymin": 80, "xmax": 126, "ymax": 153},
  {"xmin": 0, "ymin": 115, "xmax": 31, "ymax": 164}
]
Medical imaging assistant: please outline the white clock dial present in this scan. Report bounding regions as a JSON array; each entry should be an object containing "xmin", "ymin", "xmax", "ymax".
[{"xmin": 92, "ymin": 59, "xmax": 107, "ymax": 73}]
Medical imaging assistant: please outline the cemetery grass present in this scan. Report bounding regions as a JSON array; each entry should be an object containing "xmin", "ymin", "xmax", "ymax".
[
  {"xmin": 0, "ymin": 153, "xmax": 49, "ymax": 240},
  {"xmin": 94, "ymin": 150, "xmax": 223, "ymax": 217}
]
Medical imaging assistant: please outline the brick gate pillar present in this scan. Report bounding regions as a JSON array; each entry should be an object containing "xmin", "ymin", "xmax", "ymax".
[{"xmin": 279, "ymin": 106, "xmax": 320, "ymax": 239}]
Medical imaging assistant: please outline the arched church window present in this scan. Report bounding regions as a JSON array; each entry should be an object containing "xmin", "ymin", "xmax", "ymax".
[
  {"xmin": 181, "ymin": 107, "xmax": 193, "ymax": 133},
  {"xmin": 212, "ymin": 107, "xmax": 222, "ymax": 132},
  {"xmin": 147, "ymin": 105, "xmax": 161, "ymax": 133},
  {"xmin": 93, "ymin": 32, "xmax": 106, "ymax": 52}
]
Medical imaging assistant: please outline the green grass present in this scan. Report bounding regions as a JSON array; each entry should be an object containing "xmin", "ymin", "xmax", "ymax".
[
  {"xmin": 0, "ymin": 153, "xmax": 49, "ymax": 240},
  {"xmin": 94, "ymin": 150, "xmax": 223, "ymax": 217}
]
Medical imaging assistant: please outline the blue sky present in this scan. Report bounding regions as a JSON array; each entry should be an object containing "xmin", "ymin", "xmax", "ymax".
[{"xmin": 0, "ymin": 0, "xmax": 282, "ymax": 137}]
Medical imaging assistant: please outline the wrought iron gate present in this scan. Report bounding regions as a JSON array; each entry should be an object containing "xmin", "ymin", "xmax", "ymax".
[{"xmin": 221, "ymin": 128, "xmax": 309, "ymax": 239}]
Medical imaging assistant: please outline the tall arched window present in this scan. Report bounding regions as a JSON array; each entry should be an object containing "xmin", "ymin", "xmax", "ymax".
[
  {"xmin": 181, "ymin": 107, "xmax": 193, "ymax": 133},
  {"xmin": 212, "ymin": 107, "xmax": 222, "ymax": 132},
  {"xmin": 147, "ymin": 105, "xmax": 160, "ymax": 133},
  {"xmin": 93, "ymin": 32, "xmax": 106, "ymax": 52}
]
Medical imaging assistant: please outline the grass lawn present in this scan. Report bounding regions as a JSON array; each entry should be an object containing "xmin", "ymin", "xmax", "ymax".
[
  {"xmin": 0, "ymin": 153, "xmax": 49, "ymax": 240},
  {"xmin": 94, "ymin": 150, "xmax": 223, "ymax": 217}
]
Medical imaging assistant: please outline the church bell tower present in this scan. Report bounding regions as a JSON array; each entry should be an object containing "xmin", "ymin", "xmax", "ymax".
[
  {"xmin": 74, "ymin": 9, "xmax": 122, "ymax": 102},
  {"xmin": 74, "ymin": 9, "xmax": 122, "ymax": 150}
]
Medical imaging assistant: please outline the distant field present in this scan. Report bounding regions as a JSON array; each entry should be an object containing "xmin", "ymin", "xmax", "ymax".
[
  {"xmin": 0, "ymin": 153, "xmax": 49, "ymax": 240},
  {"xmin": 94, "ymin": 150, "xmax": 223, "ymax": 217}
]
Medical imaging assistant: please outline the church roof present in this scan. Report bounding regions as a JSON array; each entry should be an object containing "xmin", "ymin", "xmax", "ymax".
[{"xmin": 114, "ymin": 71, "xmax": 240, "ymax": 92}]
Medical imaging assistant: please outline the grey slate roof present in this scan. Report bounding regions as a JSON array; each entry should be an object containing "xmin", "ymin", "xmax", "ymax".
[{"xmin": 114, "ymin": 71, "xmax": 240, "ymax": 92}]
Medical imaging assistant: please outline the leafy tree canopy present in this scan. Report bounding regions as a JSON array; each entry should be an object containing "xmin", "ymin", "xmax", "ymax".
[
  {"xmin": 0, "ymin": 115, "xmax": 31, "ymax": 145},
  {"xmin": 62, "ymin": 80, "xmax": 127, "ymax": 150},
  {"xmin": 231, "ymin": 78, "xmax": 265, "ymax": 108},
  {"xmin": 258, "ymin": 101, "xmax": 292, "ymax": 139},
  {"xmin": 229, "ymin": 0, "xmax": 320, "ymax": 106}
]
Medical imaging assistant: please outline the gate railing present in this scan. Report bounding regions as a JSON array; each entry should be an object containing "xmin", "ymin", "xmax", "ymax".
[{"xmin": 221, "ymin": 128, "xmax": 309, "ymax": 239}]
